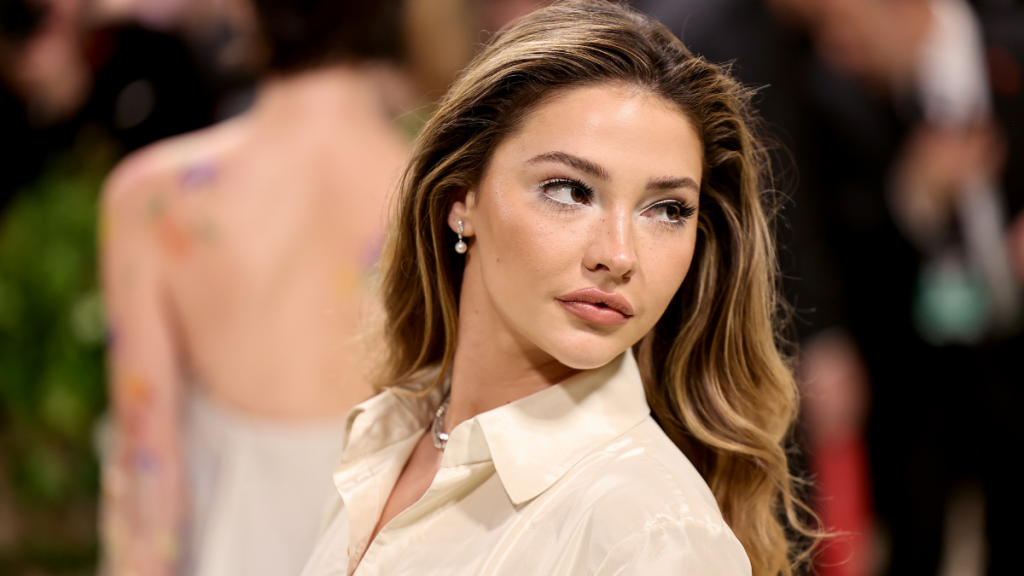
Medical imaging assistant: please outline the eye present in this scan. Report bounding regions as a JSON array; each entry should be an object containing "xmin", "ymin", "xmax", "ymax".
[
  {"xmin": 645, "ymin": 200, "xmax": 695, "ymax": 223},
  {"xmin": 542, "ymin": 179, "xmax": 592, "ymax": 205}
]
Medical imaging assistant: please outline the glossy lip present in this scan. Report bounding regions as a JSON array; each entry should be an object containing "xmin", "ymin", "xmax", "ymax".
[{"xmin": 556, "ymin": 287, "xmax": 634, "ymax": 327}]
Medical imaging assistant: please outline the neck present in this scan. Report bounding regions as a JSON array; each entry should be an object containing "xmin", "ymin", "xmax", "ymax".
[
  {"xmin": 444, "ymin": 274, "xmax": 581, "ymax": 432},
  {"xmin": 250, "ymin": 63, "xmax": 408, "ymax": 127}
]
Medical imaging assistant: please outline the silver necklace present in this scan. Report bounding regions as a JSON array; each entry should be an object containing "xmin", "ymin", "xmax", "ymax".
[{"xmin": 431, "ymin": 393, "xmax": 450, "ymax": 450}]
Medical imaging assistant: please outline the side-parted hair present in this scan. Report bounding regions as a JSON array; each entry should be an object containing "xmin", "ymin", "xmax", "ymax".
[{"xmin": 377, "ymin": 1, "xmax": 820, "ymax": 574}]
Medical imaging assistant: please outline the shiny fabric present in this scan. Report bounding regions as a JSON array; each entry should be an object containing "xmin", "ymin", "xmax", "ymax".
[{"xmin": 301, "ymin": 351, "xmax": 751, "ymax": 576}]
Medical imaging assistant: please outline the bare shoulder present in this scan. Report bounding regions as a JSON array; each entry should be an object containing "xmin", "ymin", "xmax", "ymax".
[{"xmin": 101, "ymin": 117, "xmax": 249, "ymax": 219}]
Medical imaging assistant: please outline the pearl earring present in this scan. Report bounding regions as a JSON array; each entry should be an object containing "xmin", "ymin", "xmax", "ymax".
[{"xmin": 455, "ymin": 221, "xmax": 468, "ymax": 254}]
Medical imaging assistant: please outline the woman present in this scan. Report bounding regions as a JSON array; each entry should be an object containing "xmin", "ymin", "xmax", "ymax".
[
  {"xmin": 99, "ymin": 1, "xmax": 409, "ymax": 576},
  {"xmin": 303, "ymin": 1, "xmax": 817, "ymax": 575}
]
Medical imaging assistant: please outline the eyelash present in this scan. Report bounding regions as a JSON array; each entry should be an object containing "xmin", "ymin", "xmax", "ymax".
[
  {"xmin": 646, "ymin": 199, "xmax": 697, "ymax": 226},
  {"xmin": 538, "ymin": 177, "xmax": 696, "ymax": 227},
  {"xmin": 539, "ymin": 177, "xmax": 595, "ymax": 207}
]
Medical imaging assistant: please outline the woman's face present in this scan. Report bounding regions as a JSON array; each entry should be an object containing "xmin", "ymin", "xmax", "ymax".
[{"xmin": 451, "ymin": 82, "xmax": 702, "ymax": 370}]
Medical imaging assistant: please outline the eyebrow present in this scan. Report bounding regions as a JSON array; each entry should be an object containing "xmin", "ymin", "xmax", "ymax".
[
  {"xmin": 646, "ymin": 176, "xmax": 700, "ymax": 192},
  {"xmin": 526, "ymin": 151, "xmax": 610, "ymax": 181},
  {"xmin": 526, "ymin": 151, "xmax": 698, "ymax": 192}
]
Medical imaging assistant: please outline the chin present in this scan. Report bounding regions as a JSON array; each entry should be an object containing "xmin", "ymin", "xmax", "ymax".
[{"xmin": 543, "ymin": 330, "xmax": 633, "ymax": 371}]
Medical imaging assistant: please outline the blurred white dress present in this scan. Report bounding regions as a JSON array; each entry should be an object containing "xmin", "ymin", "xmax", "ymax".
[{"xmin": 181, "ymin": 387, "xmax": 347, "ymax": 576}]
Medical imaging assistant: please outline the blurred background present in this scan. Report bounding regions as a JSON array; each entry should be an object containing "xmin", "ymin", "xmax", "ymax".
[{"xmin": 0, "ymin": 0, "xmax": 1021, "ymax": 575}]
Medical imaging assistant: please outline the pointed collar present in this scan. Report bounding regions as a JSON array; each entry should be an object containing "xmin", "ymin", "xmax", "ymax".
[
  {"xmin": 444, "ymin": 350, "xmax": 650, "ymax": 505},
  {"xmin": 336, "ymin": 371, "xmax": 446, "ymax": 465},
  {"xmin": 336, "ymin": 350, "xmax": 651, "ymax": 506}
]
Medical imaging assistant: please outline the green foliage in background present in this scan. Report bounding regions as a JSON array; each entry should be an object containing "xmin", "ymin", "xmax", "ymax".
[{"xmin": 0, "ymin": 132, "xmax": 116, "ymax": 572}]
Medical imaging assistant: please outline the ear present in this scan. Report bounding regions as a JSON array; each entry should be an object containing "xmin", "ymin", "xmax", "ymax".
[{"xmin": 447, "ymin": 187, "xmax": 477, "ymax": 237}]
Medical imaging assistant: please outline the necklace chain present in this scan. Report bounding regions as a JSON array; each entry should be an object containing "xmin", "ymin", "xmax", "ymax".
[{"xmin": 431, "ymin": 393, "xmax": 450, "ymax": 450}]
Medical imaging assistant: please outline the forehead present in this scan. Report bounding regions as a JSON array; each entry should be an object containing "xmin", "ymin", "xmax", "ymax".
[{"xmin": 492, "ymin": 82, "xmax": 703, "ymax": 181}]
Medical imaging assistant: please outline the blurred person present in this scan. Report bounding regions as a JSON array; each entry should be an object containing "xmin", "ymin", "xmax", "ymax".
[
  {"xmin": 1, "ymin": 0, "xmax": 91, "ymax": 211},
  {"xmin": 301, "ymin": 2, "xmax": 823, "ymax": 576},
  {"xmin": 88, "ymin": 0, "xmax": 262, "ymax": 119},
  {"xmin": 98, "ymin": 1, "xmax": 410, "ymax": 575},
  {"xmin": 402, "ymin": 0, "xmax": 549, "ymax": 117},
  {"xmin": 799, "ymin": 3, "xmax": 1023, "ymax": 576},
  {"xmin": 0, "ymin": 0, "xmax": 219, "ymax": 211},
  {"xmin": 1, "ymin": 1, "xmax": 220, "ymax": 570},
  {"xmin": 804, "ymin": 3, "xmax": 1017, "ymax": 575},
  {"xmin": 0, "ymin": 0, "xmax": 90, "ymax": 124},
  {"xmin": 776, "ymin": 0, "xmax": 1021, "ymax": 574},
  {"xmin": 634, "ymin": 1, "xmax": 1024, "ymax": 575}
]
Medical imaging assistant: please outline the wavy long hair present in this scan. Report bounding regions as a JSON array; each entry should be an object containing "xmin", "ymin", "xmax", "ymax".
[{"xmin": 376, "ymin": 1, "xmax": 819, "ymax": 573}]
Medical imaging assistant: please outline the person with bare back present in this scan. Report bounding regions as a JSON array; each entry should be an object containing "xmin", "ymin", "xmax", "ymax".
[{"xmin": 97, "ymin": 2, "xmax": 410, "ymax": 575}]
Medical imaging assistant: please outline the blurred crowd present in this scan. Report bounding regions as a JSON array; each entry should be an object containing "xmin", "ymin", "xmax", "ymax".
[
  {"xmin": 631, "ymin": 2, "xmax": 1024, "ymax": 576},
  {"xmin": 1, "ymin": 0, "xmax": 1022, "ymax": 575}
]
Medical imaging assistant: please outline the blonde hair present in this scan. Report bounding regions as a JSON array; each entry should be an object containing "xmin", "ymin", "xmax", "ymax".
[{"xmin": 377, "ymin": 1, "xmax": 820, "ymax": 573}]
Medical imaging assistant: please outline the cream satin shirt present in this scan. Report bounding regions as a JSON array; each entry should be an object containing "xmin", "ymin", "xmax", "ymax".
[{"xmin": 301, "ymin": 351, "xmax": 751, "ymax": 576}]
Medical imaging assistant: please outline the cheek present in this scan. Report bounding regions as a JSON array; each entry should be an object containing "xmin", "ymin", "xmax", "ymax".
[
  {"xmin": 478, "ymin": 183, "xmax": 581, "ymax": 288},
  {"xmin": 638, "ymin": 230, "xmax": 697, "ymax": 311}
]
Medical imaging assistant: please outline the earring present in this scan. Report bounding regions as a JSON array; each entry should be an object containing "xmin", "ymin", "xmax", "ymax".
[{"xmin": 455, "ymin": 221, "xmax": 468, "ymax": 254}]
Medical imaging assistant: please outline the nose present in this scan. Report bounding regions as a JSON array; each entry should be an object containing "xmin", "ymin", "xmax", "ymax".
[{"xmin": 582, "ymin": 207, "xmax": 638, "ymax": 279}]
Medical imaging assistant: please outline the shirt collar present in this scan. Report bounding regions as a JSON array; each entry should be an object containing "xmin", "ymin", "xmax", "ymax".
[
  {"xmin": 337, "ymin": 370, "xmax": 446, "ymax": 465},
  {"xmin": 446, "ymin": 349, "xmax": 650, "ymax": 505},
  {"xmin": 336, "ymin": 350, "xmax": 650, "ymax": 506}
]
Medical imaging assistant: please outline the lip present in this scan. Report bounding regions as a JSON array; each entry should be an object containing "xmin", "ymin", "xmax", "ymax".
[{"xmin": 556, "ymin": 287, "xmax": 634, "ymax": 327}]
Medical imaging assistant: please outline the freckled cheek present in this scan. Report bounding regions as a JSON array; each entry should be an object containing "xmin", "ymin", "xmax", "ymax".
[
  {"xmin": 482, "ymin": 191, "xmax": 583, "ymax": 289},
  {"xmin": 637, "ymin": 234, "xmax": 697, "ymax": 309}
]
